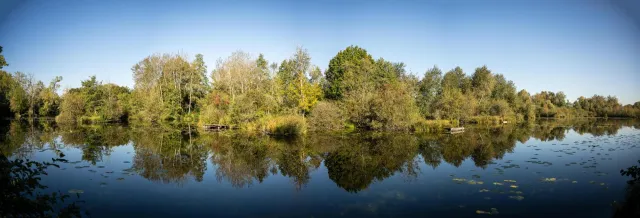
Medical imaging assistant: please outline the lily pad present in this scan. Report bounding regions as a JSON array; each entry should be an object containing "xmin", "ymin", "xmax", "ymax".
[
  {"xmin": 542, "ymin": 178, "xmax": 556, "ymax": 182},
  {"xmin": 509, "ymin": 195, "xmax": 525, "ymax": 201},
  {"xmin": 476, "ymin": 210, "xmax": 491, "ymax": 215},
  {"xmin": 68, "ymin": 189, "xmax": 84, "ymax": 194}
]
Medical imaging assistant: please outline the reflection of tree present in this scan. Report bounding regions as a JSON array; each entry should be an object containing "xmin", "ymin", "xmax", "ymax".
[
  {"xmin": 206, "ymin": 134, "xmax": 330, "ymax": 190},
  {"xmin": 277, "ymin": 138, "xmax": 323, "ymax": 190},
  {"xmin": 1, "ymin": 121, "xmax": 60, "ymax": 158},
  {"xmin": 418, "ymin": 126, "xmax": 523, "ymax": 168},
  {"xmin": 533, "ymin": 118, "xmax": 640, "ymax": 140},
  {"xmin": 418, "ymin": 140, "xmax": 442, "ymax": 169},
  {"xmin": 0, "ymin": 121, "xmax": 27, "ymax": 157},
  {"xmin": 59, "ymin": 124, "xmax": 129, "ymax": 164},
  {"xmin": 131, "ymin": 128, "xmax": 207, "ymax": 184},
  {"xmin": 571, "ymin": 119, "xmax": 636, "ymax": 137},
  {"xmin": 1, "ymin": 118, "xmax": 638, "ymax": 192},
  {"xmin": 532, "ymin": 125, "xmax": 568, "ymax": 141},
  {"xmin": 324, "ymin": 134, "xmax": 419, "ymax": 193},
  {"xmin": 207, "ymin": 134, "xmax": 274, "ymax": 188}
]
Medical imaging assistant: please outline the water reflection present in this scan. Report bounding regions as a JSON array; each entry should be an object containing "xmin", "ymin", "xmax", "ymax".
[
  {"xmin": 130, "ymin": 128, "xmax": 208, "ymax": 184},
  {"xmin": 1, "ymin": 119, "xmax": 638, "ymax": 193}
]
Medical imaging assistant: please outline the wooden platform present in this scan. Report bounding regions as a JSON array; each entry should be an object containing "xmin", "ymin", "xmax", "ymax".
[
  {"xmin": 202, "ymin": 124, "xmax": 230, "ymax": 131},
  {"xmin": 444, "ymin": 127, "xmax": 465, "ymax": 133}
]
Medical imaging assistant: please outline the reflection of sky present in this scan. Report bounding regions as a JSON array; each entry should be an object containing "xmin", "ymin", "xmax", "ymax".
[{"xmin": 24, "ymin": 127, "xmax": 640, "ymax": 217}]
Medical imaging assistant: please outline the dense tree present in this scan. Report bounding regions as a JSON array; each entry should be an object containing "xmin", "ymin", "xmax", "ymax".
[
  {"xmin": 324, "ymin": 46, "xmax": 374, "ymax": 99},
  {"xmin": 0, "ymin": 71, "xmax": 14, "ymax": 117},
  {"xmin": 8, "ymin": 72, "xmax": 29, "ymax": 117},
  {"xmin": 436, "ymin": 67, "xmax": 475, "ymax": 122},
  {"xmin": 56, "ymin": 90, "xmax": 85, "ymax": 123},
  {"xmin": 471, "ymin": 65, "xmax": 495, "ymax": 102},
  {"xmin": 56, "ymin": 76, "xmax": 130, "ymax": 123},
  {"xmin": 515, "ymin": 90, "xmax": 536, "ymax": 122},
  {"xmin": 277, "ymin": 47, "xmax": 322, "ymax": 115},
  {"xmin": 38, "ymin": 76, "xmax": 62, "ymax": 117},
  {"xmin": 0, "ymin": 47, "xmax": 9, "ymax": 116},
  {"xmin": 186, "ymin": 54, "xmax": 210, "ymax": 115},
  {"xmin": 131, "ymin": 53, "xmax": 204, "ymax": 123},
  {"xmin": 341, "ymin": 57, "xmax": 419, "ymax": 130},
  {"xmin": 491, "ymin": 74, "xmax": 516, "ymax": 104},
  {"xmin": 417, "ymin": 66, "xmax": 442, "ymax": 119},
  {"xmin": 0, "ymin": 46, "xmax": 7, "ymax": 69}
]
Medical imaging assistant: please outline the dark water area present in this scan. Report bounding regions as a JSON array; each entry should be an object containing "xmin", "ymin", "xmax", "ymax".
[{"xmin": 1, "ymin": 119, "xmax": 640, "ymax": 217}]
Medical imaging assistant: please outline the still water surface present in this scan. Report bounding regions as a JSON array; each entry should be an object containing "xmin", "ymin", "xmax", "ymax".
[{"xmin": 2, "ymin": 119, "xmax": 640, "ymax": 217}]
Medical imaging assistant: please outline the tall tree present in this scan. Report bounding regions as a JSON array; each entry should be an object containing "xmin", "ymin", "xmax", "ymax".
[
  {"xmin": 471, "ymin": 65, "xmax": 495, "ymax": 103},
  {"xmin": 38, "ymin": 76, "xmax": 62, "ymax": 117},
  {"xmin": 278, "ymin": 47, "xmax": 322, "ymax": 115},
  {"xmin": 0, "ymin": 47, "xmax": 12, "ymax": 116},
  {"xmin": 324, "ymin": 46, "xmax": 374, "ymax": 99},
  {"xmin": 187, "ymin": 54, "xmax": 209, "ymax": 114},
  {"xmin": 417, "ymin": 66, "xmax": 442, "ymax": 118}
]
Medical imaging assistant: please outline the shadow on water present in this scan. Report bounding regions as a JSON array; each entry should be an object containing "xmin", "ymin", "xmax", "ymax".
[{"xmin": 1, "ymin": 118, "xmax": 639, "ymax": 216}]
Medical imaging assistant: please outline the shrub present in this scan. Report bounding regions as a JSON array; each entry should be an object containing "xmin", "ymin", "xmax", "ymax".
[
  {"xmin": 79, "ymin": 115, "xmax": 104, "ymax": 124},
  {"xmin": 467, "ymin": 116, "xmax": 517, "ymax": 125},
  {"xmin": 344, "ymin": 81, "xmax": 420, "ymax": 130},
  {"xmin": 411, "ymin": 119, "xmax": 452, "ymax": 133},
  {"xmin": 308, "ymin": 101, "xmax": 345, "ymax": 131},
  {"xmin": 264, "ymin": 115, "xmax": 306, "ymax": 137}
]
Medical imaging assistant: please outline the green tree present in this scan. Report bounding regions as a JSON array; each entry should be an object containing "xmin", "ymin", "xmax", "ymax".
[
  {"xmin": 515, "ymin": 89, "xmax": 536, "ymax": 122},
  {"xmin": 0, "ymin": 46, "xmax": 7, "ymax": 70},
  {"xmin": 38, "ymin": 76, "xmax": 62, "ymax": 117},
  {"xmin": 8, "ymin": 72, "xmax": 28, "ymax": 117},
  {"xmin": 55, "ymin": 90, "xmax": 85, "ymax": 123},
  {"xmin": 187, "ymin": 54, "xmax": 209, "ymax": 115},
  {"xmin": 491, "ymin": 74, "xmax": 516, "ymax": 104},
  {"xmin": 417, "ymin": 66, "xmax": 442, "ymax": 119},
  {"xmin": 324, "ymin": 45, "xmax": 374, "ymax": 99},
  {"xmin": 471, "ymin": 66, "xmax": 496, "ymax": 114},
  {"xmin": 0, "ymin": 71, "xmax": 14, "ymax": 117},
  {"xmin": 131, "ymin": 53, "xmax": 203, "ymax": 123},
  {"xmin": 273, "ymin": 48, "xmax": 323, "ymax": 116},
  {"xmin": 437, "ymin": 67, "xmax": 476, "ymax": 122}
]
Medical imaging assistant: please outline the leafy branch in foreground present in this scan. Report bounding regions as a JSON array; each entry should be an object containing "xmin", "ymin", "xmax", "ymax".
[
  {"xmin": 613, "ymin": 160, "xmax": 640, "ymax": 218},
  {"xmin": 0, "ymin": 152, "xmax": 84, "ymax": 217},
  {"xmin": 621, "ymin": 160, "xmax": 640, "ymax": 185}
]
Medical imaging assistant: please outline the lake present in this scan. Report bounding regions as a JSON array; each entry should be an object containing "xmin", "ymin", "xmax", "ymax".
[{"xmin": 1, "ymin": 119, "xmax": 639, "ymax": 217}]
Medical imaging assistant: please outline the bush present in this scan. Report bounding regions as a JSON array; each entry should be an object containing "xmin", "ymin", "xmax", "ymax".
[
  {"xmin": 264, "ymin": 115, "xmax": 306, "ymax": 137},
  {"xmin": 411, "ymin": 119, "xmax": 452, "ymax": 133},
  {"xmin": 467, "ymin": 115, "xmax": 512, "ymax": 125},
  {"xmin": 308, "ymin": 101, "xmax": 345, "ymax": 131},
  {"xmin": 80, "ymin": 115, "xmax": 104, "ymax": 124},
  {"xmin": 344, "ymin": 81, "xmax": 420, "ymax": 130}
]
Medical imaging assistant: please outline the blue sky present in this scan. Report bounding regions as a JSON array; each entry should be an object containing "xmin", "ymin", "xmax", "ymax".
[{"xmin": 0, "ymin": 0, "xmax": 638, "ymax": 103}]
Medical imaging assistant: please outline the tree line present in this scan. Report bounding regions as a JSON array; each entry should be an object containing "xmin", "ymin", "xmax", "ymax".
[{"xmin": 1, "ymin": 45, "xmax": 639, "ymax": 133}]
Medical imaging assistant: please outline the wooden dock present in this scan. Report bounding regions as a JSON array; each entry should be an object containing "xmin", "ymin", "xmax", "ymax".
[
  {"xmin": 444, "ymin": 127, "xmax": 465, "ymax": 133},
  {"xmin": 202, "ymin": 124, "xmax": 230, "ymax": 131}
]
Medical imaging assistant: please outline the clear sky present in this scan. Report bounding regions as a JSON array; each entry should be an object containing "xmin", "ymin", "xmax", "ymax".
[{"xmin": 0, "ymin": 0, "xmax": 638, "ymax": 104}]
